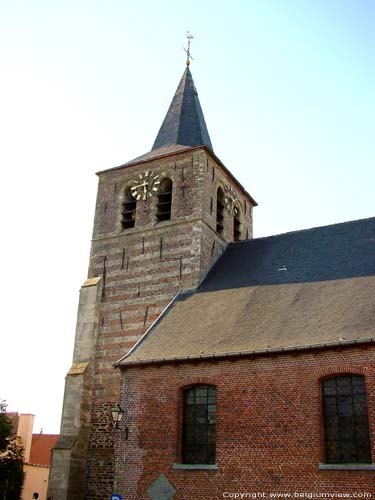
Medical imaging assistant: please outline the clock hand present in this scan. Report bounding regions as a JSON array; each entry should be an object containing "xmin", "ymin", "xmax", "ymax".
[{"xmin": 131, "ymin": 182, "xmax": 148, "ymax": 189}]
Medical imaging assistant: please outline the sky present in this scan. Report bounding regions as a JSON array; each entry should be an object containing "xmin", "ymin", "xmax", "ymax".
[{"xmin": 0, "ymin": 0, "xmax": 374, "ymax": 434}]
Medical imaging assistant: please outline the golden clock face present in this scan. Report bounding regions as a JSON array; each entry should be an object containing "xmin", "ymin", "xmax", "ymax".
[
  {"xmin": 224, "ymin": 184, "xmax": 239, "ymax": 215},
  {"xmin": 130, "ymin": 171, "xmax": 161, "ymax": 201}
]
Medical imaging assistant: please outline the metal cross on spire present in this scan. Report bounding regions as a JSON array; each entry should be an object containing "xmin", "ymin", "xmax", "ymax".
[{"xmin": 183, "ymin": 31, "xmax": 194, "ymax": 65}]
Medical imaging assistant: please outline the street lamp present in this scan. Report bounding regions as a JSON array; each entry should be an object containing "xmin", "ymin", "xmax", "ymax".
[{"xmin": 110, "ymin": 404, "xmax": 123, "ymax": 428}]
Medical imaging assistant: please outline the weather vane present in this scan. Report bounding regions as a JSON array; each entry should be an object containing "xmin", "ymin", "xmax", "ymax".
[{"xmin": 183, "ymin": 31, "xmax": 194, "ymax": 65}]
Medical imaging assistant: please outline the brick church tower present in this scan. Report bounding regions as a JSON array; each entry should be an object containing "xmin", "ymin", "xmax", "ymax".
[{"xmin": 48, "ymin": 63, "xmax": 256, "ymax": 500}]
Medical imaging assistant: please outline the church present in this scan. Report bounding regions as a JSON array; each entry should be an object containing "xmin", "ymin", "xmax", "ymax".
[{"xmin": 48, "ymin": 57, "xmax": 375, "ymax": 500}]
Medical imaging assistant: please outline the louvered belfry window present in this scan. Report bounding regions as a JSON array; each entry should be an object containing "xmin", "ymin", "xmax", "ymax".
[
  {"xmin": 122, "ymin": 188, "xmax": 136, "ymax": 229},
  {"xmin": 157, "ymin": 178, "xmax": 173, "ymax": 222},
  {"xmin": 216, "ymin": 187, "xmax": 225, "ymax": 235},
  {"xmin": 322, "ymin": 375, "xmax": 371, "ymax": 463},
  {"xmin": 233, "ymin": 208, "xmax": 241, "ymax": 241},
  {"xmin": 182, "ymin": 385, "xmax": 216, "ymax": 464}
]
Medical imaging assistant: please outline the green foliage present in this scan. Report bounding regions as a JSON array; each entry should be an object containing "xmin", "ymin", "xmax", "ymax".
[
  {"xmin": 0, "ymin": 400, "xmax": 25, "ymax": 500},
  {"xmin": 0, "ymin": 400, "xmax": 13, "ymax": 452}
]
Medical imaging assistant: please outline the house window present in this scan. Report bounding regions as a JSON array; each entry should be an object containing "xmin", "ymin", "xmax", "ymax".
[
  {"xmin": 233, "ymin": 205, "xmax": 241, "ymax": 241},
  {"xmin": 157, "ymin": 178, "xmax": 172, "ymax": 222},
  {"xmin": 216, "ymin": 187, "xmax": 225, "ymax": 235},
  {"xmin": 122, "ymin": 187, "xmax": 136, "ymax": 229},
  {"xmin": 182, "ymin": 385, "xmax": 216, "ymax": 464},
  {"xmin": 322, "ymin": 375, "xmax": 371, "ymax": 463}
]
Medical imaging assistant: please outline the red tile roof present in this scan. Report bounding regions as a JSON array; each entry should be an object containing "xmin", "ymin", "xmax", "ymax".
[{"xmin": 29, "ymin": 434, "xmax": 59, "ymax": 467}]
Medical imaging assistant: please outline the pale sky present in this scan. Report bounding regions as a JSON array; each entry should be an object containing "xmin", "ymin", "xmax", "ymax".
[{"xmin": 1, "ymin": 0, "xmax": 374, "ymax": 434}]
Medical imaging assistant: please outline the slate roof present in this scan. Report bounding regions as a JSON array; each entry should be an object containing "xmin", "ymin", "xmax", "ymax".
[
  {"xmin": 118, "ymin": 217, "xmax": 375, "ymax": 366},
  {"xmin": 152, "ymin": 66, "xmax": 213, "ymax": 152},
  {"xmin": 102, "ymin": 66, "xmax": 214, "ymax": 169},
  {"xmin": 29, "ymin": 434, "xmax": 59, "ymax": 467}
]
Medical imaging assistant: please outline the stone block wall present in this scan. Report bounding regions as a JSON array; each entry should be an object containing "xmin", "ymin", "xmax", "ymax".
[{"xmin": 48, "ymin": 279, "xmax": 102, "ymax": 500}]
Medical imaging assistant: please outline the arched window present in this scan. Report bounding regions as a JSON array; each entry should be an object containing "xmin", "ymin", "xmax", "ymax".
[
  {"xmin": 322, "ymin": 375, "xmax": 371, "ymax": 463},
  {"xmin": 157, "ymin": 178, "xmax": 173, "ymax": 222},
  {"xmin": 216, "ymin": 187, "xmax": 225, "ymax": 235},
  {"xmin": 233, "ymin": 205, "xmax": 241, "ymax": 241},
  {"xmin": 121, "ymin": 187, "xmax": 136, "ymax": 229},
  {"xmin": 182, "ymin": 385, "xmax": 216, "ymax": 464}
]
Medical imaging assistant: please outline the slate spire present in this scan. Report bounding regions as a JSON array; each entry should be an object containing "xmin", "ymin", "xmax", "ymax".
[{"xmin": 152, "ymin": 66, "xmax": 213, "ymax": 151}]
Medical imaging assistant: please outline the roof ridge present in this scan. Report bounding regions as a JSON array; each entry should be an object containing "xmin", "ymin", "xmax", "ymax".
[
  {"xmin": 175, "ymin": 68, "xmax": 188, "ymax": 146},
  {"xmin": 151, "ymin": 66, "xmax": 213, "ymax": 151},
  {"xmin": 32, "ymin": 433, "xmax": 59, "ymax": 437},
  {"xmin": 236, "ymin": 216, "xmax": 375, "ymax": 245}
]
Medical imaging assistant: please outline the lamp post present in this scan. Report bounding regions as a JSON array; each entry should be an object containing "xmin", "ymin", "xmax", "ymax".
[
  {"xmin": 110, "ymin": 404, "xmax": 123, "ymax": 428},
  {"xmin": 110, "ymin": 404, "xmax": 123, "ymax": 494}
]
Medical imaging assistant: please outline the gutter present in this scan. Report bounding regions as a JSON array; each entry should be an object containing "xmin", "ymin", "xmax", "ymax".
[{"xmin": 116, "ymin": 337, "xmax": 375, "ymax": 369}]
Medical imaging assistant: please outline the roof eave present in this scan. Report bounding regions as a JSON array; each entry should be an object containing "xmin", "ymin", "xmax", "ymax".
[
  {"xmin": 96, "ymin": 145, "xmax": 258, "ymax": 207},
  {"xmin": 115, "ymin": 337, "xmax": 375, "ymax": 369},
  {"xmin": 206, "ymin": 147, "xmax": 258, "ymax": 207}
]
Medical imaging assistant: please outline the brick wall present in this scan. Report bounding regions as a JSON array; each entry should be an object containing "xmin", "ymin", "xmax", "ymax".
[
  {"xmin": 83, "ymin": 147, "xmax": 255, "ymax": 499},
  {"xmin": 117, "ymin": 346, "xmax": 375, "ymax": 499}
]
